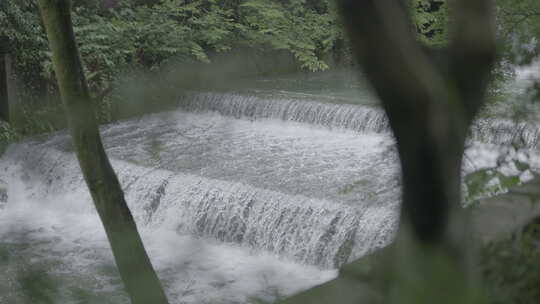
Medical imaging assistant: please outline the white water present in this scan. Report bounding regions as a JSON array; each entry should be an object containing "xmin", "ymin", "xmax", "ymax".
[
  {"xmin": 0, "ymin": 175, "xmax": 336, "ymax": 303},
  {"xmin": 0, "ymin": 109, "xmax": 399, "ymax": 303},
  {"xmin": 179, "ymin": 92, "xmax": 540, "ymax": 148},
  {"xmin": 1, "ymin": 110, "xmax": 401, "ymax": 266},
  {"xmin": 1, "ymin": 87, "xmax": 539, "ymax": 303}
]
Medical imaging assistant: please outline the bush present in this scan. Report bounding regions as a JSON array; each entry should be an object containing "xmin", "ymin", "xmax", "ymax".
[{"xmin": 481, "ymin": 222, "xmax": 540, "ymax": 304}]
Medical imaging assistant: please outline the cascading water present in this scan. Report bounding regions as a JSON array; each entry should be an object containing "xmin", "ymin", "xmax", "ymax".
[
  {"xmin": 2, "ymin": 105, "xmax": 402, "ymax": 265},
  {"xmin": 471, "ymin": 118, "xmax": 540, "ymax": 148},
  {"xmin": 1, "ymin": 87, "xmax": 538, "ymax": 303},
  {"xmin": 178, "ymin": 92, "xmax": 390, "ymax": 133},
  {"xmin": 179, "ymin": 92, "xmax": 540, "ymax": 149},
  {"xmin": 2, "ymin": 143, "xmax": 398, "ymax": 269}
]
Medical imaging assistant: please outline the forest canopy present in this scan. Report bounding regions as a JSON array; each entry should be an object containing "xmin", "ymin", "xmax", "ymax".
[
  {"xmin": 1, "ymin": 0, "xmax": 342, "ymax": 101},
  {"xmin": 0, "ymin": 0, "xmax": 454, "ymax": 102}
]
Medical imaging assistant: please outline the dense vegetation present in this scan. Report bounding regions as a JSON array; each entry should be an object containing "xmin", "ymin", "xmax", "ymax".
[
  {"xmin": 0, "ymin": 0, "xmax": 453, "ymax": 128},
  {"xmin": 5, "ymin": 0, "xmax": 522, "ymax": 133},
  {"xmin": 1, "ymin": 0, "xmax": 341, "ymax": 108},
  {"xmin": 1, "ymin": 0, "xmax": 351, "ymax": 136},
  {"xmin": 497, "ymin": 0, "xmax": 540, "ymax": 105},
  {"xmin": 2, "ymin": 0, "xmax": 540, "ymax": 130},
  {"xmin": 497, "ymin": 0, "xmax": 540, "ymax": 67},
  {"xmin": 482, "ymin": 222, "xmax": 540, "ymax": 304}
]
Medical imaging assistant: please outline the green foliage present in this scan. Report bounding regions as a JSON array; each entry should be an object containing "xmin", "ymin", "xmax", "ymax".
[
  {"xmin": 5, "ymin": 0, "xmax": 343, "ymax": 102},
  {"xmin": 0, "ymin": 122, "xmax": 18, "ymax": 142},
  {"xmin": 0, "ymin": 121, "xmax": 20, "ymax": 155},
  {"xmin": 497, "ymin": 0, "xmax": 540, "ymax": 66},
  {"xmin": 2, "ymin": 0, "xmax": 345, "ymax": 132},
  {"xmin": 464, "ymin": 156, "xmax": 530, "ymax": 206},
  {"xmin": 0, "ymin": 0, "xmax": 49, "ymax": 101},
  {"xmin": 410, "ymin": 0, "xmax": 449, "ymax": 47},
  {"xmin": 71, "ymin": 0, "xmax": 243, "ymax": 91},
  {"xmin": 496, "ymin": 0, "xmax": 540, "ymax": 102},
  {"xmin": 465, "ymin": 168, "xmax": 522, "ymax": 206},
  {"xmin": 481, "ymin": 223, "xmax": 540, "ymax": 304},
  {"xmin": 18, "ymin": 103, "xmax": 66, "ymax": 135},
  {"xmin": 238, "ymin": 0, "xmax": 342, "ymax": 71}
]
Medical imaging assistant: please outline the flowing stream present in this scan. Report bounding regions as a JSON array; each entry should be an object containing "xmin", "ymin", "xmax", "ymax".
[{"xmin": 1, "ymin": 70, "xmax": 540, "ymax": 303}]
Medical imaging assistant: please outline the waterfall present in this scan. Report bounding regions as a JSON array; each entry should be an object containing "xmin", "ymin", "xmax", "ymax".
[
  {"xmin": 1, "ymin": 143, "xmax": 399, "ymax": 269},
  {"xmin": 471, "ymin": 118, "xmax": 540, "ymax": 148},
  {"xmin": 178, "ymin": 92, "xmax": 390, "ymax": 134},
  {"xmin": 179, "ymin": 92, "xmax": 540, "ymax": 149},
  {"xmin": 2, "ymin": 91, "xmax": 534, "ymax": 273},
  {"xmin": 10, "ymin": 89, "xmax": 535, "ymax": 303}
]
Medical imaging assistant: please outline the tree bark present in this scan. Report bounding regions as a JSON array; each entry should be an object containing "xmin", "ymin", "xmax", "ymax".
[
  {"xmin": 0, "ymin": 54, "xmax": 9, "ymax": 122},
  {"xmin": 281, "ymin": 0, "xmax": 496, "ymax": 303},
  {"xmin": 339, "ymin": 0, "xmax": 495, "ymax": 246},
  {"xmin": 37, "ymin": 1, "xmax": 169, "ymax": 303}
]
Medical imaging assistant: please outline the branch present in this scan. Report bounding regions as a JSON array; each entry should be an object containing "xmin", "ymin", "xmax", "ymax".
[
  {"xmin": 450, "ymin": 0, "xmax": 497, "ymax": 122},
  {"xmin": 338, "ymin": 0, "xmax": 447, "ymax": 138}
]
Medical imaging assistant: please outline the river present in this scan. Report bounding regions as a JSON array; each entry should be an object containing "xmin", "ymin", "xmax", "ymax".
[{"xmin": 1, "ymin": 69, "xmax": 539, "ymax": 303}]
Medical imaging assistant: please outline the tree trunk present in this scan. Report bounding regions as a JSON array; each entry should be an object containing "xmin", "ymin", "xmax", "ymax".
[
  {"xmin": 340, "ymin": 0, "xmax": 495, "ymax": 302},
  {"xmin": 281, "ymin": 0, "xmax": 496, "ymax": 303},
  {"xmin": 37, "ymin": 1, "xmax": 169, "ymax": 303},
  {"xmin": 0, "ymin": 54, "xmax": 9, "ymax": 122},
  {"xmin": 338, "ymin": 0, "xmax": 494, "ymax": 237},
  {"xmin": 339, "ymin": 0, "xmax": 495, "ymax": 247}
]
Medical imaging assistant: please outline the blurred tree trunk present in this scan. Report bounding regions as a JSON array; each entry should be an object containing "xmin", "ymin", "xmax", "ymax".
[
  {"xmin": 341, "ymin": 0, "xmax": 496, "ymax": 250},
  {"xmin": 1, "ymin": 34, "xmax": 13, "ymax": 123},
  {"xmin": 281, "ymin": 0, "xmax": 496, "ymax": 303},
  {"xmin": 37, "ymin": 1, "xmax": 169, "ymax": 303},
  {"xmin": 0, "ymin": 54, "xmax": 9, "ymax": 122}
]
